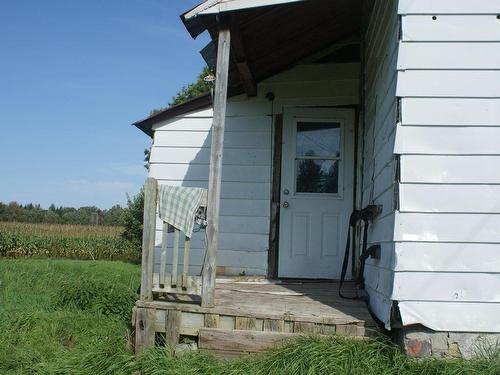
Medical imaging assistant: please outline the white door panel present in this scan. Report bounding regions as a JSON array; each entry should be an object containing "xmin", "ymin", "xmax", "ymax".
[{"xmin": 278, "ymin": 108, "xmax": 355, "ymax": 279}]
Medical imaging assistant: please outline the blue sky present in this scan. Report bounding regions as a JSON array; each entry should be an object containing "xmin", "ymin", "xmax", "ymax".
[{"xmin": 0, "ymin": 0, "xmax": 208, "ymax": 209}]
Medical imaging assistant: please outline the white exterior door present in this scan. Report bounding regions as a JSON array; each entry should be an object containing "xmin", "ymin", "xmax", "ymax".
[{"xmin": 278, "ymin": 108, "xmax": 355, "ymax": 279}]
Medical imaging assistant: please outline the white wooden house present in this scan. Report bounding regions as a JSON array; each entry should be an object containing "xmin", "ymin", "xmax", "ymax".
[{"xmin": 132, "ymin": 0, "xmax": 500, "ymax": 357}]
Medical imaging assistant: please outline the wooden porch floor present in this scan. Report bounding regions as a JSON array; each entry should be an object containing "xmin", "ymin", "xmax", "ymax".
[{"xmin": 133, "ymin": 280, "xmax": 378, "ymax": 356}]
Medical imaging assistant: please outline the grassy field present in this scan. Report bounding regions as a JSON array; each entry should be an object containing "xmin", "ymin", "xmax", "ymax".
[
  {"xmin": 0, "ymin": 222, "xmax": 138, "ymax": 261},
  {"xmin": 0, "ymin": 259, "xmax": 499, "ymax": 374}
]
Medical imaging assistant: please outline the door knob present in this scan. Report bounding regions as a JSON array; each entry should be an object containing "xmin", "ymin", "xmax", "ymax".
[
  {"xmin": 283, "ymin": 188, "xmax": 290, "ymax": 195},
  {"xmin": 283, "ymin": 201, "xmax": 289, "ymax": 208}
]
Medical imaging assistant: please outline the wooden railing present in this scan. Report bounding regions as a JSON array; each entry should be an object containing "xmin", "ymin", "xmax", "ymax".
[{"xmin": 139, "ymin": 178, "xmax": 209, "ymax": 304}]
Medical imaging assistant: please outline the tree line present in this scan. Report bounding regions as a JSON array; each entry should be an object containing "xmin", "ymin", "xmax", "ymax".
[{"xmin": 0, "ymin": 201, "xmax": 125, "ymax": 226}]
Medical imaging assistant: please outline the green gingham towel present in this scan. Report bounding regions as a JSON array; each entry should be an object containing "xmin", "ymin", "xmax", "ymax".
[{"xmin": 158, "ymin": 185, "xmax": 206, "ymax": 238}]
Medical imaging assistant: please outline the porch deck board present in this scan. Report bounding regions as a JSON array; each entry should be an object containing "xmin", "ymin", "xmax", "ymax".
[{"xmin": 137, "ymin": 279, "xmax": 376, "ymax": 327}]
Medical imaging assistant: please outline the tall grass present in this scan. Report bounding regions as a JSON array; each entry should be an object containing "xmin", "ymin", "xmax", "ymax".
[
  {"xmin": 0, "ymin": 259, "xmax": 498, "ymax": 375},
  {"xmin": 0, "ymin": 222, "xmax": 138, "ymax": 261}
]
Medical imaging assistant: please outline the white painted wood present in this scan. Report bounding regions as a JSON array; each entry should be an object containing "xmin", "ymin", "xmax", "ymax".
[
  {"xmin": 398, "ymin": 0, "xmax": 500, "ymax": 15},
  {"xmin": 154, "ymin": 130, "xmax": 270, "ymax": 149},
  {"xmin": 400, "ymin": 155, "xmax": 500, "ymax": 183},
  {"xmin": 400, "ymin": 184, "xmax": 500, "ymax": 213},
  {"xmin": 398, "ymin": 301, "xmax": 500, "ymax": 332},
  {"xmin": 395, "ymin": 212, "xmax": 500, "ymax": 243},
  {"xmin": 278, "ymin": 108, "xmax": 355, "ymax": 279},
  {"xmin": 397, "ymin": 70, "xmax": 500, "ymax": 98},
  {"xmin": 154, "ymin": 116, "xmax": 271, "ymax": 133},
  {"xmin": 401, "ymin": 98, "xmax": 500, "ymax": 126},
  {"xmin": 184, "ymin": 0, "xmax": 304, "ymax": 19},
  {"xmin": 398, "ymin": 42, "xmax": 500, "ymax": 70},
  {"xmin": 401, "ymin": 15, "xmax": 500, "ymax": 42},
  {"xmin": 394, "ymin": 242, "xmax": 500, "ymax": 273},
  {"xmin": 395, "ymin": 125, "xmax": 500, "ymax": 155},
  {"xmin": 171, "ymin": 229, "xmax": 180, "ymax": 286},
  {"xmin": 393, "ymin": 272, "xmax": 500, "ymax": 303},
  {"xmin": 150, "ymin": 147, "xmax": 271, "ymax": 165},
  {"xmin": 155, "ymin": 180, "xmax": 271, "ymax": 201},
  {"xmin": 160, "ymin": 222, "xmax": 168, "ymax": 286},
  {"xmin": 149, "ymin": 164, "xmax": 270, "ymax": 182}
]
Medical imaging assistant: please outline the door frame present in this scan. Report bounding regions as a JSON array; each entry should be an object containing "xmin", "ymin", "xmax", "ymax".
[{"xmin": 267, "ymin": 105, "xmax": 360, "ymax": 279}]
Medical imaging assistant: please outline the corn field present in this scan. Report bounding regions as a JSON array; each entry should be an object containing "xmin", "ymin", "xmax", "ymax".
[{"xmin": 0, "ymin": 222, "xmax": 139, "ymax": 261}]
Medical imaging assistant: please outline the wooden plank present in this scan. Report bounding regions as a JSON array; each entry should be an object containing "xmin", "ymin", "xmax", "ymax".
[
  {"xmin": 140, "ymin": 178, "xmax": 158, "ymax": 301},
  {"xmin": 230, "ymin": 22, "xmax": 257, "ymax": 97},
  {"xmin": 134, "ymin": 308, "xmax": 156, "ymax": 353},
  {"xmin": 336, "ymin": 324, "xmax": 359, "ymax": 337},
  {"xmin": 159, "ymin": 223, "xmax": 168, "ymax": 287},
  {"xmin": 205, "ymin": 314, "xmax": 220, "ymax": 328},
  {"xmin": 235, "ymin": 317, "xmax": 257, "ymax": 330},
  {"xmin": 263, "ymin": 319, "xmax": 284, "ymax": 332},
  {"xmin": 182, "ymin": 236, "xmax": 191, "ymax": 288},
  {"xmin": 267, "ymin": 114, "xmax": 282, "ymax": 279},
  {"xmin": 165, "ymin": 310, "xmax": 182, "ymax": 349},
  {"xmin": 293, "ymin": 321, "xmax": 316, "ymax": 334},
  {"xmin": 171, "ymin": 229, "xmax": 180, "ymax": 286},
  {"xmin": 198, "ymin": 329, "xmax": 296, "ymax": 353},
  {"xmin": 152, "ymin": 274, "xmax": 202, "ymax": 296},
  {"xmin": 180, "ymin": 312, "xmax": 204, "ymax": 336},
  {"xmin": 202, "ymin": 28, "xmax": 231, "ymax": 308}
]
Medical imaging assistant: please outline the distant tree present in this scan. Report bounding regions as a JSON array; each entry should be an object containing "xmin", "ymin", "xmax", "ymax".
[
  {"xmin": 121, "ymin": 189, "xmax": 144, "ymax": 254},
  {"xmin": 103, "ymin": 205, "xmax": 125, "ymax": 226},
  {"xmin": 148, "ymin": 66, "xmax": 213, "ymax": 115}
]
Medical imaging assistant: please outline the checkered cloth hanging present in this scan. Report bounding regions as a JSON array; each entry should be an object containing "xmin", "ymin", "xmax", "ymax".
[{"xmin": 158, "ymin": 185, "xmax": 207, "ymax": 238}]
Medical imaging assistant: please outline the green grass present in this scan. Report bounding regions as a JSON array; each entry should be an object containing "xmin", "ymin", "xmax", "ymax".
[{"xmin": 0, "ymin": 259, "xmax": 499, "ymax": 375}]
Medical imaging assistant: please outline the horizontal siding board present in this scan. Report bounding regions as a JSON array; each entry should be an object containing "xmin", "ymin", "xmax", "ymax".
[
  {"xmin": 154, "ymin": 116, "xmax": 271, "ymax": 132},
  {"xmin": 154, "ymin": 231, "xmax": 269, "ymax": 252},
  {"xmin": 264, "ymin": 62, "xmax": 360, "ymax": 83},
  {"xmin": 398, "ymin": 301, "xmax": 500, "ymax": 332},
  {"xmin": 150, "ymin": 147, "xmax": 271, "ymax": 165},
  {"xmin": 393, "ymin": 272, "xmax": 500, "ymax": 302},
  {"xmin": 156, "ymin": 180, "xmax": 270, "ymax": 200},
  {"xmin": 395, "ymin": 212, "xmax": 500, "ymax": 243},
  {"xmin": 155, "ymin": 215, "xmax": 270, "ymax": 235},
  {"xmin": 400, "ymin": 155, "xmax": 500, "ymax": 183},
  {"xmin": 149, "ymin": 164, "xmax": 270, "ymax": 183},
  {"xmin": 398, "ymin": 0, "xmax": 500, "ymax": 15},
  {"xmin": 395, "ymin": 125, "xmax": 500, "ymax": 155},
  {"xmin": 401, "ymin": 98, "xmax": 500, "ymax": 126},
  {"xmin": 154, "ymin": 130, "xmax": 270, "ymax": 149},
  {"xmin": 397, "ymin": 70, "xmax": 500, "ymax": 98},
  {"xmin": 398, "ymin": 42, "xmax": 500, "ymax": 70},
  {"xmin": 399, "ymin": 184, "xmax": 500, "ymax": 213},
  {"xmin": 394, "ymin": 242, "xmax": 500, "ymax": 273},
  {"xmin": 401, "ymin": 15, "xmax": 500, "ymax": 42}
]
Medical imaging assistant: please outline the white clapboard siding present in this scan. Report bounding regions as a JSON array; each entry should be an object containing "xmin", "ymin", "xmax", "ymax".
[
  {"xmin": 149, "ymin": 164, "xmax": 270, "ymax": 182},
  {"xmin": 398, "ymin": 301, "xmax": 500, "ymax": 332},
  {"xmin": 394, "ymin": 242, "xmax": 500, "ymax": 273},
  {"xmin": 155, "ymin": 216, "xmax": 270, "ymax": 235},
  {"xmin": 398, "ymin": 0, "xmax": 500, "ymax": 15},
  {"xmin": 401, "ymin": 98, "xmax": 500, "ymax": 126},
  {"xmin": 361, "ymin": 0, "xmax": 399, "ymax": 329},
  {"xmin": 400, "ymin": 155, "xmax": 500, "ymax": 184},
  {"xmin": 393, "ymin": 273, "xmax": 500, "ymax": 303},
  {"xmin": 154, "ymin": 116, "xmax": 271, "ymax": 132},
  {"xmin": 395, "ymin": 125, "xmax": 500, "ymax": 155},
  {"xmin": 156, "ymin": 180, "xmax": 270, "ymax": 200},
  {"xmin": 397, "ymin": 70, "xmax": 500, "ymax": 98},
  {"xmin": 150, "ymin": 147, "xmax": 271, "ymax": 165},
  {"xmin": 395, "ymin": 212, "xmax": 500, "ymax": 243},
  {"xmin": 398, "ymin": 42, "xmax": 500, "ymax": 70},
  {"xmin": 154, "ymin": 130, "xmax": 270, "ymax": 149},
  {"xmin": 400, "ymin": 184, "xmax": 500, "ymax": 213},
  {"xmin": 401, "ymin": 15, "xmax": 500, "ymax": 42}
]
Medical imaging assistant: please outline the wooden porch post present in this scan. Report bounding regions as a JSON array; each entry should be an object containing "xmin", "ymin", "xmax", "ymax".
[
  {"xmin": 140, "ymin": 177, "xmax": 158, "ymax": 302},
  {"xmin": 202, "ymin": 27, "xmax": 231, "ymax": 308}
]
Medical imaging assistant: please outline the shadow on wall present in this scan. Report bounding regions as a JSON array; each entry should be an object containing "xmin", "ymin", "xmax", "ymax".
[{"xmin": 151, "ymin": 106, "xmax": 274, "ymax": 277}]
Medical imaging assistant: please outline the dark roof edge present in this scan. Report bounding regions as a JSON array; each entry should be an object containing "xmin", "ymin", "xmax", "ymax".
[{"xmin": 133, "ymin": 93, "xmax": 212, "ymax": 137}]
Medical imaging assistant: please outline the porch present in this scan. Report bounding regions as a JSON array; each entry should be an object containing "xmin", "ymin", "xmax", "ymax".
[{"xmin": 133, "ymin": 279, "xmax": 377, "ymax": 357}]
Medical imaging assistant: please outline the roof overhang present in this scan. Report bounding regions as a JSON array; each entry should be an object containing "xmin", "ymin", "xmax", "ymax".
[{"xmin": 134, "ymin": 0, "xmax": 364, "ymax": 137}]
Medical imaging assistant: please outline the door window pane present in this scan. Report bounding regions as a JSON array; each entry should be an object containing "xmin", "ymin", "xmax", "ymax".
[
  {"xmin": 296, "ymin": 122, "xmax": 341, "ymax": 157},
  {"xmin": 296, "ymin": 159, "xmax": 339, "ymax": 194}
]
